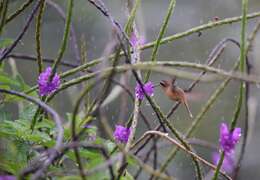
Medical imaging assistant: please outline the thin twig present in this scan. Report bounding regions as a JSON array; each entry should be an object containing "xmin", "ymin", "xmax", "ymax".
[
  {"xmin": 46, "ymin": 0, "xmax": 81, "ymax": 64},
  {"xmin": 5, "ymin": 0, "xmax": 34, "ymax": 25},
  {"xmin": 233, "ymin": 21, "xmax": 260, "ymax": 179},
  {"xmin": 135, "ymin": 131, "xmax": 232, "ymax": 180},
  {"xmin": 7, "ymin": 53, "xmax": 78, "ymax": 68},
  {"xmin": 51, "ymin": 0, "xmax": 74, "ymax": 78},
  {"xmin": 35, "ymin": 0, "xmax": 45, "ymax": 73},
  {"xmin": 0, "ymin": 0, "xmax": 42, "ymax": 62}
]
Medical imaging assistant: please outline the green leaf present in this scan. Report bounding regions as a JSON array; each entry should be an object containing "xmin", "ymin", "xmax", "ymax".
[
  {"xmin": 19, "ymin": 104, "xmax": 37, "ymax": 121},
  {"xmin": 126, "ymin": 156, "xmax": 138, "ymax": 167},
  {"xmin": 120, "ymin": 170, "xmax": 134, "ymax": 180},
  {"xmin": 105, "ymin": 140, "xmax": 116, "ymax": 153},
  {"xmin": 0, "ymin": 38, "xmax": 13, "ymax": 48},
  {"xmin": 0, "ymin": 70, "xmax": 36, "ymax": 102},
  {"xmin": 0, "ymin": 119, "xmax": 55, "ymax": 147},
  {"xmin": 0, "ymin": 139, "xmax": 29, "ymax": 174},
  {"xmin": 0, "ymin": 105, "xmax": 11, "ymax": 121}
]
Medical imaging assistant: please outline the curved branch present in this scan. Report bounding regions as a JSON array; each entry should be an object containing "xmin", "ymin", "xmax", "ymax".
[
  {"xmin": 0, "ymin": 88, "xmax": 63, "ymax": 150},
  {"xmin": 0, "ymin": 0, "xmax": 42, "ymax": 62},
  {"xmin": 134, "ymin": 131, "xmax": 232, "ymax": 180}
]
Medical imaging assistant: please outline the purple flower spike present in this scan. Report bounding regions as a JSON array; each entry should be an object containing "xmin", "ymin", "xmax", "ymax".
[
  {"xmin": 212, "ymin": 152, "xmax": 234, "ymax": 173},
  {"xmin": 38, "ymin": 67, "xmax": 61, "ymax": 96},
  {"xmin": 0, "ymin": 175, "xmax": 16, "ymax": 180},
  {"xmin": 130, "ymin": 32, "xmax": 145, "ymax": 47},
  {"xmin": 113, "ymin": 125, "xmax": 131, "ymax": 143},
  {"xmin": 135, "ymin": 81, "xmax": 154, "ymax": 100},
  {"xmin": 219, "ymin": 122, "xmax": 241, "ymax": 153},
  {"xmin": 130, "ymin": 32, "xmax": 138, "ymax": 47}
]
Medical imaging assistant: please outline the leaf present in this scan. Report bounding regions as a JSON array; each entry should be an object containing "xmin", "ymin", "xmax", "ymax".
[
  {"xmin": 105, "ymin": 140, "xmax": 116, "ymax": 153},
  {"xmin": 0, "ymin": 139, "xmax": 29, "ymax": 174},
  {"xmin": 0, "ymin": 38, "xmax": 13, "ymax": 48},
  {"xmin": 120, "ymin": 170, "xmax": 134, "ymax": 180},
  {"xmin": 19, "ymin": 104, "xmax": 37, "ymax": 121},
  {"xmin": 0, "ymin": 70, "xmax": 36, "ymax": 102},
  {"xmin": 0, "ymin": 119, "xmax": 55, "ymax": 147},
  {"xmin": 126, "ymin": 156, "xmax": 138, "ymax": 167},
  {"xmin": 0, "ymin": 105, "xmax": 11, "ymax": 121},
  {"xmin": 0, "ymin": 74, "xmax": 20, "ymax": 89}
]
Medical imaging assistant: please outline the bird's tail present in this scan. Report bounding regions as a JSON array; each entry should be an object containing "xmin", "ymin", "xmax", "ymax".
[{"xmin": 183, "ymin": 100, "xmax": 193, "ymax": 118}]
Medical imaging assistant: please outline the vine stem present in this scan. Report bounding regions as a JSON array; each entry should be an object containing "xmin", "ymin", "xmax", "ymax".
[
  {"xmin": 144, "ymin": 0, "xmax": 176, "ymax": 82},
  {"xmin": 35, "ymin": 0, "xmax": 45, "ymax": 74},
  {"xmin": 0, "ymin": 89, "xmax": 63, "ymax": 151},
  {"xmin": 234, "ymin": 21, "xmax": 260, "ymax": 179},
  {"xmin": 5, "ymin": 0, "xmax": 34, "ymax": 25},
  {"xmin": 51, "ymin": 0, "xmax": 74, "ymax": 77},
  {"xmin": 0, "ymin": 0, "xmax": 42, "ymax": 62},
  {"xmin": 134, "ymin": 131, "xmax": 232, "ymax": 180},
  {"xmin": 213, "ymin": 0, "xmax": 248, "ymax": 179}
]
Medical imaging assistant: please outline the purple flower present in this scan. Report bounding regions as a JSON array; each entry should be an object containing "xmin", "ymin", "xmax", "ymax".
[
  {"xmin": 212, "ymin": 152, "xmax": 234, "ymax": 173},
  {"xmin": 130, "ymin": 32, "xmax": 145, "ymax": 47},
  {"xmin": 219, "ymin": 122, "xmax": 241, "ymax": 153},
  {"xmin": 113, "ymin": 125, "xmax": 131, "ymax": 143},
  {"xmin": 135, "ymin": 81, "xmax": 154, "ymax": 100},
  {"xmin": 38, "ymin": 67, "xmax": 61, "ymax": 96},
  {"xmin": 0, "ymin": 175, "xmax": 16, "ymax": 180}
]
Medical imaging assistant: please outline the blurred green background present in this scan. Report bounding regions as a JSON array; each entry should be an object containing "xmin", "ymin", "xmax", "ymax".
[{"xmin": 1, "ymin": 0, "xmax": 260, "ymax": 179}]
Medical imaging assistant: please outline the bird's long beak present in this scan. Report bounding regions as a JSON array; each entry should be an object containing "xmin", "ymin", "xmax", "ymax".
[
  {"xmin": 153, "ymin": 83, "xmax": 161, "ymax": 88},
  {"xmin": 159, "ymin": 80, "xmax": 167, "ymax": 87}
]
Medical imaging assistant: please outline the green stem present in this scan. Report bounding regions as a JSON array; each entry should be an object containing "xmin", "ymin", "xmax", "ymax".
[
  {"xmin": 124, "ymin": 0, "xmax": 142, "ymax": 34},
  {"xmin": 51, "ymin": 0, "xmax": 74, "ymax": 76},
  {"xmin": 35, "ymin": 0, "xmax": 45, "ymax": 74},
  {"xmin": 31, "ymin": 0, "xmax": 74, "ymax": 128},
  {"xmin": 142, "ymin": 11, "xmax": 260, "ymax": 51},
  {"xmin": 212, "ymin": 151, "xmax": 225, "ymax": 180},
  {"xmin": 230, "ymin": 0, "xmax": 248, "ymax": 130},
  {"xmin": 0, "ymin": 0, "xmax": 8, "ymax": 35},
  {"xmin": 5, "ymin": 0, "xmax": 34, "ymax": 25},
  {"xmin": 144, "ymin": 0, "xmax": 176, "ymax": 82}
]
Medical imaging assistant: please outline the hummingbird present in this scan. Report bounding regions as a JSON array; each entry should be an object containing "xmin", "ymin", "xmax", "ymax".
[{"xmin": 159, "ymin": 78, "xmax": 193, "ymax": 118}]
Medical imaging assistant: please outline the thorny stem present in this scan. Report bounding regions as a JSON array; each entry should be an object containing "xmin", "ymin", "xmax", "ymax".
[
  {"xmin": 230, "ymin": 0, "xmax": 248, "ymax": 130},
  {"xmin": 5, "ymin": 0, "xmax": 34, "ymax": 25},
  {"xmin": 51, "ymin": 0, "xmax": 74, "ymax": 77},
  {"xmin": 35, "ymin": 0, "xmax": 45, "ymax": 74},
  {"xmin": 46, "ymin": 0, "xmax": 81, "ymax": 64},
  {"xmin": 234, "ymin": 21, "xmax": 260, "ymax": 179},
  {"xmin": 214, "ymin": 0, "xmax": 248, "ymax": 179},
  {"xmin": 144, "ymin": 0, "xmax": 176, "ymax": 82},
  {"xmin": 7, "ymin": 53, "xmax": 78, "ymax": 68},
  {"xmin": 0, "ymin": 0, "xmax": 8, "ymax": 35},
  {"xmin": 134, "ymin": 131, "xmax": 232, "ymax": 180},
  {"xmin": 212, "ymin": 151, "xmax": 225, "ymax": 180},
  {"xmin": 0, "ymin": 0, "xmax": 42, "ymax": 62},
  {"xmin": 24, "ymin": 59, "xmax": 260, "ymax": 97},
  {"xmin": 31, "ymin": 0, "xmax": 74, "ymax": 131}
]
